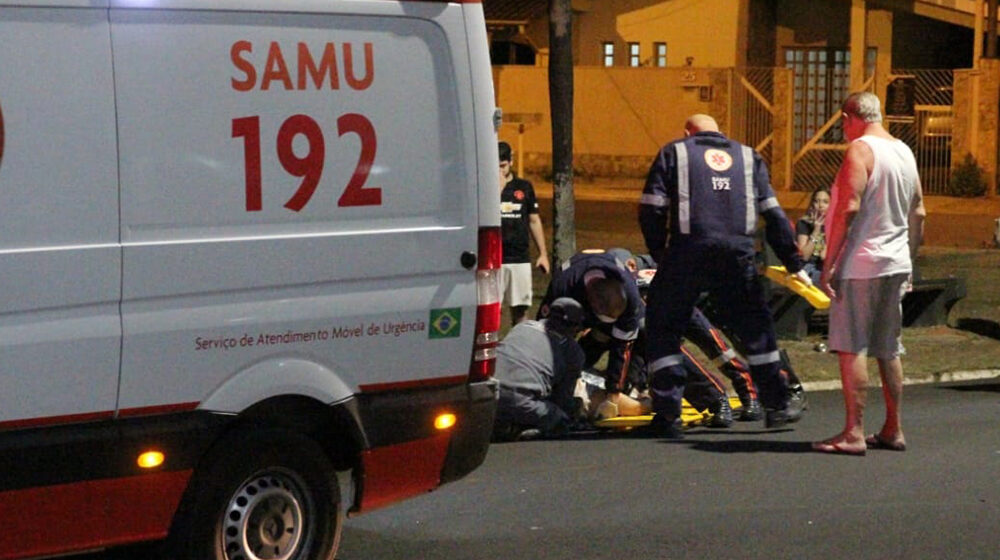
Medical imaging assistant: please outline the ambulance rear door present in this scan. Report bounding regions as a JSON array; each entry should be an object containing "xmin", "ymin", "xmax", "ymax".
[{"xmin": 0, "ymin": 0, "xmax": 121, "ymax": 428}]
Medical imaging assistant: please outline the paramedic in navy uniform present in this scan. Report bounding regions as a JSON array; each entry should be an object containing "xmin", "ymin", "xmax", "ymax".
[
  {"xmin": 638, "ymin": 114, "xmax": 809, "ymax": 437},
  {"xmin": 537, "ymin": 251, "xmax": 644, "ymax": 416}
]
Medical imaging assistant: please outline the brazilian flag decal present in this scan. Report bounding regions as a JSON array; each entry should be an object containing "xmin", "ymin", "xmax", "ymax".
[{"xmin": 429, "ymin": 308, "xmax": 461, "ymax": 339}]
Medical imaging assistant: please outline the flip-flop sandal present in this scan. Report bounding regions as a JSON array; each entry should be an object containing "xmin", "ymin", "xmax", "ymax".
[
  {"xmin": 865, "ymin": 433, "xmax": 906, "ymax": 451},
  {"xmin": 811, "ymin": 440, "xmax": 866, "ymax": 456}
]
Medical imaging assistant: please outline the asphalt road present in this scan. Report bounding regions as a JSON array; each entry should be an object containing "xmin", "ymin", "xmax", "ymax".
[
  {"xmin": 60, "ymin": 195, "xmax": 1000, "ymax": 559},
  {"xmin": 335, "ymin": 380, "xmax": 1000, "ymax": 560},
  {"xmin": 67, "ymin": 381, "xmax": 999, "ymax": 560}
]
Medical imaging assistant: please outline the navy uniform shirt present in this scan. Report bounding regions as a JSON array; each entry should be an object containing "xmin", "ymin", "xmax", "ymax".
[
  {"xmin": 538, "ymin": 252, "xmax": 642, "ymax": 391},
  {"xmin": 638, "ymin": 131, "xmax": 802, "ymax": 273}
]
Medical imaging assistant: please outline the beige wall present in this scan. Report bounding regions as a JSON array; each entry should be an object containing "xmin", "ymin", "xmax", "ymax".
[
  {"xmin": 868, "ymin": 8, "xmax": 893, "ymax": 101},
  {"xmin": 495, "ymin": 65, "xmax": 729, "ymax": 177},
  {"xmin": 521, "ymin": 0, "xmax": 743, "ymax": 68},
  {"xmin": 954, "ymin": 60, "xmax": 1000, "ymax": 195},
  {"xmin": 492, "ymin": 0, "xmax": 984, "ymax": 193},
  {"xmin": 519, "ymin": 0, "xmax": 871, "ymax": 70}
]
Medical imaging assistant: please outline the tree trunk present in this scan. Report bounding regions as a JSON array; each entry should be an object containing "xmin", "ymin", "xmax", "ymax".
[
  {"xmin": 548, "ymin": 0, "xmax": 576, "ymax": 266},
  {"xmin": 989, "ymin": 0, "xmax": 998, "ymax": 58}
]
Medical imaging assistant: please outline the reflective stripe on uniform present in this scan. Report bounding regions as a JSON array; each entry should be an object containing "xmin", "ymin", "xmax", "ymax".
[
  {"xmin": 742, "ymin": 145, "xmax": 756, "ymax": 235},
  {"xmin": 583, "ymin": 269, "xmax": 606, "ymax": 283},
  {"xmin": 675, "ymin": 143, "xmax": 690, "ymax": 234},
  {"xmin": 649, "ymin": 353, "xmax": 685, "ymax": 373},
  {"xmin": 712, "ymin": 348, "xmax": 738, "ymax": 365},
  {"xmin": 758, "ymin": 196, "xmax": 779, "ymax": 212},
  {"xmin": 746, "ymin": 350, "xmax": 781, "ymax": 365},
  {"xmin": 640, "ymin": 193, "xmax": 668, "ymax": 207},
  {"xmin": 612, "ymin": 326, "xmax": 639, "ymax": 341}
]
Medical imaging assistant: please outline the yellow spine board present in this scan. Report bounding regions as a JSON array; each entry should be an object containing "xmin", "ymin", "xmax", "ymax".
[
  {"xmin": 764, "ymin": 266, "xmax": 831, "ymax": 309},
  {"xmin": 592, "ymin": 397, "xmax": 743, "ymax": 429}
]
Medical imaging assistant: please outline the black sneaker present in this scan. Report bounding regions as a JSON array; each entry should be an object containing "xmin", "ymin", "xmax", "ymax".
[
  {"xmin": 707, "ymin": 398, "xmax": 733, "ymax": 428},
  {"xmin": 642, "ymin": 415, "xmax": 685, "ymax": 439},
  {"xmin": 764, "ymin": 396, "xmax": 805, "ymax": 429},
  {"xmin": 734, "ymin": 398, "xmax": 763, "ymax": 422},
  {"xmin": 789, "ymin": 383, "xmax": 808, "ymax": 411},
  {"xmin": 491, "ymin": 423, "xmax": 521, "ymax": 442},
  {"xmin": 516, "ymin": 428, "xmax": 543, "ymax": 441}
]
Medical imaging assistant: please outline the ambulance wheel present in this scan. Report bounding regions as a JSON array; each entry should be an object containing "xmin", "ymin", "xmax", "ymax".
[{"xmin": 168, "ymin": 429, "xmax": 342, "ymax": 560}]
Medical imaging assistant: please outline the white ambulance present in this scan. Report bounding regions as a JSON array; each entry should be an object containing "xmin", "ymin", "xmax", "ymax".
[{"xmin": 0, "ymin": 0, "xmax": 501, "ymax": 558}]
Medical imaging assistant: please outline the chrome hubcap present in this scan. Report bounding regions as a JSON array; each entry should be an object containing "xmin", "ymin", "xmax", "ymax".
[{"xmin": 222, "ymin": 472, "xmax": 305, "ymax": 560}]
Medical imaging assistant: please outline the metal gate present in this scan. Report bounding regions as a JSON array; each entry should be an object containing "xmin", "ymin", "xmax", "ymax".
[
  {"xmin": 787, "ymin": 69, "xmax": 955, "ymax": 194},
  {"xmin": 732, "ymin": 67, "xmax": 956, "ymax": 194},
  {"xmin": 786, "ymin": 47, "xmax": 869, "ymax": 193},
  {"xmin": 730, "ymin": 68, "xmax": 775, "ymax": 164},
  {"xmin": 885, "ymin": 69, "xmax": 954, "ymax": 195}
]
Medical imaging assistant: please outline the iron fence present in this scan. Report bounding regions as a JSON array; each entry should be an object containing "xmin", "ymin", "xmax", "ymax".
[
  {"xmin": 730, "ymin": 67, "xmax": 775, "ymax": 165},
  {"xmin": 888, "ymin": 69, "xmax": 954, "ymax": 195},
  {"xmin": 732, "ymin": 67, "xmax": 958, "ymax": 195},
  {"xmin": 787, "ymin": 69, "xmax": 955, "ymax": 194}
]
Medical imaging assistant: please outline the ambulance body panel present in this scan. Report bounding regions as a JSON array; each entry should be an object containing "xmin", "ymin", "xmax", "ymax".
[
  {"xmin": 111, "ymin": 4, "xmax": 474, "ymax": 411},
  {"xmin": 0, "ymin": 1, "xmax": 500, "ymax": 558}
]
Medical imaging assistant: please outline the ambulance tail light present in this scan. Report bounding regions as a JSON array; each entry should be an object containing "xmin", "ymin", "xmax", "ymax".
[{"xmin": 470, "ymin": 226, "xmax": 501, "ymax": 382}]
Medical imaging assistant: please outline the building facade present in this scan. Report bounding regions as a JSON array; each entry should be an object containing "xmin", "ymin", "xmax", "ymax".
[{"xmin": 486, "ymin": 0, "xmax": 997, "ymax": 195}]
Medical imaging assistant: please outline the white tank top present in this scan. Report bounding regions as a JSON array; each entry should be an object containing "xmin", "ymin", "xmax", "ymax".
[{"xmin": 831, "ymin": 134, "xmax": 919, "ymax": 279}]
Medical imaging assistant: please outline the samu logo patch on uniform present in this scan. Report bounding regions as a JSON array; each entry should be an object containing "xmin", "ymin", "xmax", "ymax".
[
  {"xmin": 704, "ymin": 148, "xmax": 733, "ymax": 172},
  {"xmin": 429, "ymin": 308, "xmax": 461, "ymax": 339}
]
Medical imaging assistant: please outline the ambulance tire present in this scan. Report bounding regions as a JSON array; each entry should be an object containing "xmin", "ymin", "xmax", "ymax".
[{"xmin": 166, "ymin": 428, "xmax": 342, "ymax": 560}]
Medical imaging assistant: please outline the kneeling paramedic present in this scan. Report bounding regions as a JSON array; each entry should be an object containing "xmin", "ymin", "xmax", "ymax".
[{"xmin": 493, "ymin": 298, "xmax": 586, "ymax": 441}]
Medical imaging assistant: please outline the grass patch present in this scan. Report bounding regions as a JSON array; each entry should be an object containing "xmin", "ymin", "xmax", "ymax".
[{"xmin": 504, "ymin": 243, "xmax": 1000, "ymax": 385}]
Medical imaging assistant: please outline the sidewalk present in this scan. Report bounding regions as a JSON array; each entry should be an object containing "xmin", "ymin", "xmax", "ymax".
[{"xmin": 800, "ymin": 369, "xmax": 1000, "ymax": 392}]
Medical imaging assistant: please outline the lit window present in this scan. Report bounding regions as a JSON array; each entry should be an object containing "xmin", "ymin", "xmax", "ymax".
[
  {"xmin": 654, "ymin": 42, "xmax": 667, "ymax": 67},
  {"xmin": 628, "ymin": 42, "xmax": 640, "ymax": 67},
  {"xmin": 602, "ymin": 42, "xmax": 614, "ymax": 67}
]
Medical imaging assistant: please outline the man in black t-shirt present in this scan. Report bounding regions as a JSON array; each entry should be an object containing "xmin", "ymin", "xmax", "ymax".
[{"xmin": 499, "ymin": 141, "xmax": 549, "ymax": 325}]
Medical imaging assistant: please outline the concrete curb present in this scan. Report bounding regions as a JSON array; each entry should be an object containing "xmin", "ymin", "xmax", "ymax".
[{"xmin": 800, "ymin": 369, "xmax": 1000, "ymax": 393}]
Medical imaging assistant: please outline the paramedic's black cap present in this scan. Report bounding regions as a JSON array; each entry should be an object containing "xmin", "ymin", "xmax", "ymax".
[
  {"xmin": 546, "ymin": 297, "xmax": 584, "ymax": 329},
  {"xmin": 498, "ymin": 141, "xmax": 512, "ymax": 162}
]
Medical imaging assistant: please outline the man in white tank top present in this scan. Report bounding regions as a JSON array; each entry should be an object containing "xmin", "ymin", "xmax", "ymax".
[{"xmin": 813, "ymin": 92, "xmax": 926, "ymax": 455}]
